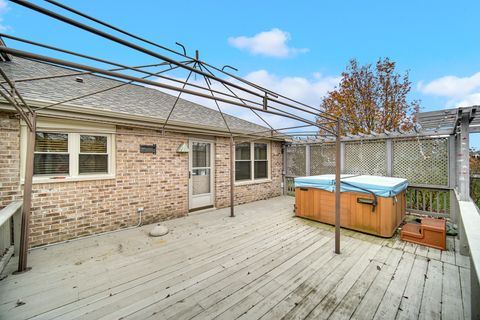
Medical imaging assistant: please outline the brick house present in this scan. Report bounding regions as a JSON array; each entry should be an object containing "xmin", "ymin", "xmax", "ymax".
[{"xmin": 0, "ymin": 55, "xmax": 284, "ymax": 247}]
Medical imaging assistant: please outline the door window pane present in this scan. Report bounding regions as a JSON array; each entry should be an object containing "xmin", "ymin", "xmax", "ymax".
[
  {"xmin": 34, "ymin": 154, "xmax": 69, "ymax": 175},
  {"xmin": 192, "ymin": 168, "xmax": 211, "ymax": 195},
  {"xmin": 192, "ymin": 143, "xmax": 210, "ymax": 168},
  {"xmin": 254, "ymin": 161, "xmax": 268, "ymax": 179},
  {"xmin": 235, "ymin": 142, "xmax": 251, "ymax": 160}
]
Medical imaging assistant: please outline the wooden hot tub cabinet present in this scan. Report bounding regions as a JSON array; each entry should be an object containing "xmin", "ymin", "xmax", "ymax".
[{"xmin": 295, "ymin": 187, "xmax": 406, "ymax": 237}]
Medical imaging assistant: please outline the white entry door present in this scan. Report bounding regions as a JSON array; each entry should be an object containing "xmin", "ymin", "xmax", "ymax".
[{"xmin": 189, "ymin": 140, "xmax": 215, "ymax": 210}]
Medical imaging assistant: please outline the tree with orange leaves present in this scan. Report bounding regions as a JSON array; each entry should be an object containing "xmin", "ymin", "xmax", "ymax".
[{"xmin": 319, "ymin": 58, "xmax": 420, "ymax": 135}]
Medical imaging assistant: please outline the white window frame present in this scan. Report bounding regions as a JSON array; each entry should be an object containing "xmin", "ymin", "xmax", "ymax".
[
  {"xmin": 20, "ymin": 118, "xmax": 116, "ymax": 184},
  {"xmin": 234, "ymin": 141, "xmax": 271, "ymax": 185}
]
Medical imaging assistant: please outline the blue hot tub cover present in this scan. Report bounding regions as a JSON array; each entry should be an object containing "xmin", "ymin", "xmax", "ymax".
[{"xmin": 294, "ymin": 174, "xmax": 408, "ymax": 197}]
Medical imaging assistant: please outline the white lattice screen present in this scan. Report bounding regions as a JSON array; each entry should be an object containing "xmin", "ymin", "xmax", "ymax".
[
  {"xmin": 310, "ymin": 144, "xmax": 336, "ymax": 175},
  {"xmin": 286, "ymin": 145, "xmax": 306, "ymax": 176},
  {"xmin": 344, "ymin": 140, "xmax": 387, "ymax": 176},
  {"xmin": 393, "ymin": 138, "xmax": 449, "ymax": 186},
  {"xmin": 285, "ymin": 136, "xmax": 449, "ymax": 187}
]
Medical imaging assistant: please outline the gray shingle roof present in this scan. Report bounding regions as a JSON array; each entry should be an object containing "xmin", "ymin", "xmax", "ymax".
[{"xmin": 0, "ymin": 57, "xmax": 268, "ymax": 134}]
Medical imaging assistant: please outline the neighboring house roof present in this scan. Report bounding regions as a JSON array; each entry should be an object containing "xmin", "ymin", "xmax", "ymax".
[{"xmin": 0, "ymin": 57, "xmax": 269, "ymax": 134}]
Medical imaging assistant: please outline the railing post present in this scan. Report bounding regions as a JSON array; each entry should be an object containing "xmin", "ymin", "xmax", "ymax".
[
  {"xmin": 458, "ymin": 212, "xmax": 469, "ymax": 256},
  {"xmin": 459, "ymin": 112, "xmax": 470, "ymax": 201},
  {"xmin": 448, "ymin": 135, "xmax": 455, "ymax": 189},
  {"xmin": 449, "ymin": 189, "xmax": 457, "ymax": 223},
  {"xmin": 305, "ymin": 145, "xmax": 311, "ymax": 176},
  {"xmin": 13, "ymin": 205, "xmax": 22, "ymax": 256},
  {"xmin": 454, "ymin": 190, "xmax": 470, "ymax": 256}
]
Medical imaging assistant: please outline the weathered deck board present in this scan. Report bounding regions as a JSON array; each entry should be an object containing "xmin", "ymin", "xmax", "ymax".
[
  {"xmin": 327, "ymin": 246, "xmax": 392, "ymax": 320},
  {"xmin": 441, "ymin": 263, "xmax": 463, "ymax": 320},
  {"xmin": 395, "ymin": 255, "xmax": 428, "ymax": 320},
  {"xmin": 233, "ymin": 239, "xmax": 373, "ymax": 320},
  {"xmin": 0, "ymin": 196, "xmax": 470, "ymax": 320},
  {"xmin": 459, "ymin": 266, "xmax": 471, "ymax": 320},
  {"xmin": 418, "ymin": 258, "xmax": 443, "ymax": 320},
  {"xmin": 159, "ymin": 226, "xmax": 325, "ymax": 320},
  {"xmin": 350, "ymin": 248, "xmax": 403, "ymax": 320},
  {"xmin": 373, "ymin": 251, "xmax": 415, "ymax": 319}
]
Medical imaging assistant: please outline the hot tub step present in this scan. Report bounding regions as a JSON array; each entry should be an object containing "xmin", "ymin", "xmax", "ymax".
[{"xmin": 400, "ymin": 218, "xmax": 446, "ymax": 250}]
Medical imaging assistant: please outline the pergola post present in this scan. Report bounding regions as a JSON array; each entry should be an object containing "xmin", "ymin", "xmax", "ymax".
[
  {"xmin": 448, "ymin": 135, "xmax": 457, "ymax": 223},
  {"xmin": 305, "ymin": 145, "xmax": 311, "ymax": 176},
  {"xmin": 335, "ymin": 120, "xmax": 341, "ymax": 254},
  {"xmin": 17, "ymin": 112, "xmax": 36, "ymax": 273},
  {"xmin": 459, "ymin": 111, "xmax": 470, "ymax": 201},
  {"xmin": 230, "ymin": 136, "xmax": 235, "ymax": 217},
  {"xmin": 458, "ymin": 110, "xmax": 470, "ymax": 256}
]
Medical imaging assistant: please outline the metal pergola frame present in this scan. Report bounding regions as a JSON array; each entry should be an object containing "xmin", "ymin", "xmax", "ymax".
[{"xmin": 0, "ymin": 0, "xmax": 352, "ymax": 273}]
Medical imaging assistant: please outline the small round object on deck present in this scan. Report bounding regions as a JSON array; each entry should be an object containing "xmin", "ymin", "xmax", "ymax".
[{"xmin": 149, "ymin": 224, "xmax": 169, "ymax": 237}]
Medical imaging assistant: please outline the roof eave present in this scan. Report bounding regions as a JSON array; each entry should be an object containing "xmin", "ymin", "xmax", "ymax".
[{"xmin": 0, "ymin": 99, "xmax": 285, "ymax": 141}]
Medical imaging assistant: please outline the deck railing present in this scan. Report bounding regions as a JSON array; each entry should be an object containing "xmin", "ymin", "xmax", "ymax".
[
  {"xmin": 454, "ymin": 192, "xmax": 480, "ymax": 319},
  {"xmin": 285, "ymin": 176, "xmax": 296, "ymax": 196},
  {"xmin": 405, "ymin": 186, "xmax": 451, "ymax": 217},
  {"xmin": 0, "ymin": 201, "xmax": 22, "ymax": 273}
]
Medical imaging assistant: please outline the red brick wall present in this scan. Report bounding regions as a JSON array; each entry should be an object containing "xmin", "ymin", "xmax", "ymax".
[
  {"xmin": 214, "ymin": 137, "xmax": 283, "ymax": 208},
  {"xmin": 0, "ymin": 113, "xmax": 283, "ymax": 247},
  {"xmin": 0, "ymin": 111, "xmax": 21, "ymax": 208},
  {"xmin": 29, "ymin": 127, "xmax": 189, "ymax": 247}
]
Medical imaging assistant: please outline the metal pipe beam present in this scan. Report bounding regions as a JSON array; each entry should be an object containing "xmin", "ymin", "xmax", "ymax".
[
  {"xmin": 35, "ymin": 61, "xmax": 191, "ymax": 112},
  {"xmin": 199, "ymin": 64, "xmax": 236, "ymax": 217},
  {"xmin": 0, "ymin": 46, "xmax": 329, "ymax": 132},
  {"xmin": 161, "ymin": 63, "xmax": 197, "ymax": 131},
  {"xmin": 1, "ymin": 34, "xmax": 271, "ymax": 107},
  {"xmin": 1, "ymin": 62, "xmax": 174, "ymax": 83},
  {"xmin": 11, "ymin": 0, "xmax": 268, "ymax": 100},
  {"xmin": 0, "ymin": 68, "xmax": 33, "ymax": 114},
  {"xmin": 0, "ymin": 84, "xmax": 33, "ymax": 131},
  {"xmin": 198, "ymin": 63, "xmax": 274, "ymax": 131},
  {"xmin": 44, "ymin": 0, "xmax": 341, "ymax": 123}
]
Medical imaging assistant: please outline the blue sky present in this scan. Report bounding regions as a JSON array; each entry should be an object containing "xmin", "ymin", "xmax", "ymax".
[{"xmin": 2, "ymin": 0, "xmax": 480, "ymax": 146}]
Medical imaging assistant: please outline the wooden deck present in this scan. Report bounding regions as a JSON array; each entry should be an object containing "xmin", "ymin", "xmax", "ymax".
[{"xmin": 0, "ymin": 196, "xmax": 470, "ymax": 320}]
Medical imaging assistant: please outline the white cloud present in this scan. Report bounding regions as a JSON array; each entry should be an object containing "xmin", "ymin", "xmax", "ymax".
[
  {"xmin": 228, "ymin": 28, "xmax": 308, "ymax": 58},
  {"xmin": 0, "ymin": 0, "xmax": 10, "ymax": 32},
  {"xmin": 152, "ymin": 70, "xmax": 340, "ymax": 130},
  {"xmin": 244, "ymin": 70, "xmax": 339, "ymax": 106},
  {"xmin": 418, "ymin": 72, "xmax": 480, "ymax": 108},
  {"xmin": 455, "ymin": 93, "xmax": 480, "ymax": 108}
]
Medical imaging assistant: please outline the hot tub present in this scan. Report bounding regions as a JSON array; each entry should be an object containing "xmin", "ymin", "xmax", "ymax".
[{"xmin": 294, "ymin": 174, "xmax": 408, "ymax": 237}]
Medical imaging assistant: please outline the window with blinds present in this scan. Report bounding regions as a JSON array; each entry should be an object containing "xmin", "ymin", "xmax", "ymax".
[
  {"xmin": 32, "ymin": 131, "xmax": 112, "ymax": 178},
  {"xmin": 34, "ymin": 132, "xmax": 69, "ymax": 175},
  {"xmin": 79, "ymin": 135, "xmax": 108, "ymax": 174},
  {"xmin": 254, "ymin": 143, "xmax": 268, "ymax": 179},
  {"xmin": 235, "ymin": 142, "xmax": 251, "ymax": 181},
  {"xmin": 235, "ymin": 141, "xmax": 270, "ymax": 182}
]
